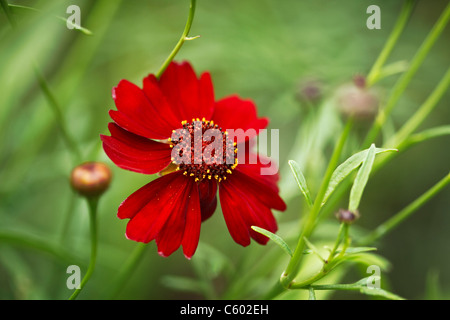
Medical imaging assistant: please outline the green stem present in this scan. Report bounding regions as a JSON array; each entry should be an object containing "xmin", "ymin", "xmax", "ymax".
[
  {"xmin": 288, "ymin": 224, "xmax": 351, "ymax": 290},
  {"xmin": 359, "ymin": 171, "xmax": 450, "ymax": 246},
  {"xmin": 386, "ymin": 66, "xmax": 450, "ymax": 148},
  {"xmin": 0, "ymin": 231, "xmax": 80, "ymax": 265},
  {"xmin": 109, "ymin": 243, "xmax": 147, "ymax": 299},
  {"xmin": 362, "ymin": 2, "xmax": 450, "ymax": 148},
  {"xmin": 326, "ymin": 223, "xmax": 345, "ymax": 263},
  {"xmin": 280, "ymin": 118, "xmax": 353, "ymax": 288},
  {"xmin": 366, "ymin": 0, "xmax": 416, "ymax": 86},
  {"xmin": 156, "ymin": 0, "xmax": 197, "ymax": 78},
  {"xmin": 0, "ymin": 0, "xmax": 16, "ymax": 28},
  {"xmin": 0, "ymin": 0, "xmax": 82, "ymax": 164},
  {"xmin": 69, "ymin": 197, "xmax": 99, "ymax": 300},
  {"xmin": 34, "ymin": 66, "xmax": 82, "ymax": 163},
  {"xmin": 334, "ymin": 224, "xmax": 350, "ymax": 261}
]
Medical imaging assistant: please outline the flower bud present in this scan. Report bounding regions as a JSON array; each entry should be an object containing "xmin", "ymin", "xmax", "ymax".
[
  {"xmin": 296, "ymin": 77, "xmax": 323, "ymax": 104},
  {"xmin": 70, "ymin": 162, "xmax": 112, "ymax": 197},
  {"xmin": 335, "ymin": 209, "xmax": 360, "ymax": 224},
  {"xmin": 334, "ymin": 76, "xmax": 379, "ymax": 121}
]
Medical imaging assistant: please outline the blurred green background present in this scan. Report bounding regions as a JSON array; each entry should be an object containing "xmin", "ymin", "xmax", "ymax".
[{"xmin": 0, "ymin": 0, "xmax": 449, "ymax": 300}]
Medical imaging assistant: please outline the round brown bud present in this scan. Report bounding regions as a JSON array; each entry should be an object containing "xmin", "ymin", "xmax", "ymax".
[
  {"xmin": 335, "ymin": 209, "xmax": 360, "ymax": 224},
  {"xmin": 334, "ymin": 82, "xmax": 379, "ymax": 121},
  {"xmin": 70, "ymin": 162, "xmax": 112, "ymax": 197}
]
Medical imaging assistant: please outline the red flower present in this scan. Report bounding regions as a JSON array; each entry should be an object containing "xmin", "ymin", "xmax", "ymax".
[{"xmin": 101, "ymin": 61, "xmax": 286, "ymax": 259}]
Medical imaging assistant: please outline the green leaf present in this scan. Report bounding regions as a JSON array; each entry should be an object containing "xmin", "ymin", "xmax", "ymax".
[
  {"xmin": 311, "ymin": 276, "xmax": 404, "ymax": 300},
  {"xmin": 406, "ymin": 125, "xmax": 450, "ymax": 147},
  {"xmin": 335, "ymin": 247, "xmax": 377, "ymax": 254},
  {"xmin": 288, "ymin": 160, "xmax": 313, "ymax": 207},
  {"xmin": 161, "ymin": 275, "xmax": 205, "ymax": 294},
  {"xmin": 322, "ymin": 147, "xmax": 397, "ymax": 207},
  {"xmin": 348, "ymin": 143, "xmax": 376, "ymax": 212},
  {"xmin": 343, "ymin": 252, "xmax": 392, "ymax": 272},
  {"xmin": 359, "ymin": 286, "xmax": 405, "ymax": 300},
  {"xmin": 194, "ymin": 242, "xmax": 234, "ymax": 278},
  {"xmin": 377, "ymin": 60, "xmax": 409, "ymax": 81},
  {"xmin": 251, "ymin": 226, "xmax": 293, "ymax": 257}
]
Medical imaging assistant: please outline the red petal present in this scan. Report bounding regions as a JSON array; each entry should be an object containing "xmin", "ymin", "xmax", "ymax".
[
  {"xmin": 235, "ymin": 153, "xmax": 280, "ymax": 193},
  {"xmin": 117, "ymin": 172, "xmax": 181, "ymax": 220},
  {"xmin": 198, "ymin": 179, "xmax": 218, "ymax": 222},
  {"xmin": 101, "ymin": 123, "xmax": 172, "ymax": 175},
  {"xmin": 223, "ymin": 176, "xmax": 278, "ymax": 233},
  {"xmin": 124, "ymin": 172, "xmax": 193, "ymax": 244},
  {"xmin": 218, "ymin": 182, "xmax": 251, "ymax": 247},
  {"xmin": 212, "ymin": 95, "xmax": 268, "ymax": 142},
  {"xmin": 156, "ymin": 181, "xmax": 194, "ymax": 257},
  {"xmin": 158, "ymin": 61, "xmax": 214, "ymax": 122},
  {"xmin": 231, "ymin": 168, "xmax": 286, "ymax": 212},
  {"xmin": 182, "ymin": 183, "xmax": 202, "ymax": 259},
  {"xmin": 142, "ymin": 74, "xmax": 181, "ymax": 130},
  {"xmin": 220, "ymin": 176, "xmax": 279, "ymax": 245},
  {"xmin": 112, "ymin": 80, "xmax": 174, "ymax": 139}
]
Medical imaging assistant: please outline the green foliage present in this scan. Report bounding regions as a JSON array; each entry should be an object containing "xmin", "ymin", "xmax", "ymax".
[
  {"xmin": 288, "ymin": 160, "xmax": 313, "ymax": 208},
  {"xmin": 322, "ymin": 146, "xmax": 397, "ymax": 207},
  {"xmin": 0, "ymin": 0, "xmax": 449, "ymax": 301},
  {"xmin": 251, "ymin": 226, "xmax": 293, "ymax": 257}
]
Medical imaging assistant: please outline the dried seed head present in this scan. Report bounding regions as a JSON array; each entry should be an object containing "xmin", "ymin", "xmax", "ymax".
[
  {"xmin": 335, "ymin": 209, "xmax": 360, "ymax": 224},
  {"xmin": 70, "ymin": 162, "xmax": 112, "ymax": 197}
]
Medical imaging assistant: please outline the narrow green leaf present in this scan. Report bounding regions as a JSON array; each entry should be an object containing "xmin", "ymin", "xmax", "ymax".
[
  {"xmin": 349, "ymin": 144, "xmax": 376, "ymax": 211},
  {"xmin": 311, "ymin": 276, "xmax": 404, "ymax": 300},
  {"xmin": 161, "ymin": 275, "xmax": 205, "ymax": 294},
  {"xmin": 359, "ymin": 287, "xmax": 405, "ymax": 300},
  {"xmin": 322, "ymin": 147, "xmax": 397, "ymax": 206},
  {"xmin": 335, "ymin": 247, "xmax": 377, "ymax": 255},
  {"xmin": 405, "ymin": 125, "xmax": 450, "ymax": 147},
  {"xmin": 343, "ymin": 253, "xmax": 392, "ymax": 271},
  {"xmin": 288, "ymin": 160, "xmax": 313, "ymax": 207},
  {"xmin": 376, "ymin": 60, "xmax": 409, "ymax": 81},
  {"xmin": 251, "ymin": 226, "xmax": 292, "ymax": 257}
]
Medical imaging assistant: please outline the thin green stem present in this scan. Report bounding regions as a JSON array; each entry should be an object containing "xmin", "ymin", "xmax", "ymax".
[
  {"xmin": 156, "ymin": 0, "xmax": 197, "ymax": 78},
  {"xmin": 108, "ymin": 243, "xmax": 147, "ymax": 299},
  {"xmin": 34, "ymin": 66, "xmax": 82, "ymax": 163},
  {"xmin": 1, "ymin": 0, "xmax": 82, "ymax": 164},
  {"xmin": 386, "ymin": 66, "xmax": 450, "ymax": 148},
  {"xmin": 334, "ymin": 224, "xmax": 350, "ymax": 261},
  {"xmin": 281, "ymin": 118, "xmax": 353, "ymax": 288},
  {"xmin": 69, "ymin": 197, "xmax": 99, "ymax": 300},
  {"xmin": 326, "ymin": 223, "xmax": 345, "ymax": 263},
  {"xmin": 359, "ymin": 171, "xmax": 450, "ymax": 246},
  {"xmin": 0, "ymin": 0, "xmax": 16, "ymax": 28},
  {"xmin": 0, "ymin": 231, "xmax": 79, "ymax": 264},
  {"xmin": 366, "ymin": 0, "xmax": 416, "ymax": 86},
  {"xmin": 362, "ymin": 2, "xmax": 450, "ymax": 148}
]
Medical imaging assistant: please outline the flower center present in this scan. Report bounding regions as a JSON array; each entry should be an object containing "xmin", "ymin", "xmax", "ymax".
[{"xmin": 169, "ymin": 118, "xmax": 238, "ymax": 182}]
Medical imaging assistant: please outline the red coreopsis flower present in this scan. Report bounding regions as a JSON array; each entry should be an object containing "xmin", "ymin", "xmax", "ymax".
[{"xmin": 101, "ymin": 61, "xmax": 286, "ymax": 259}]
